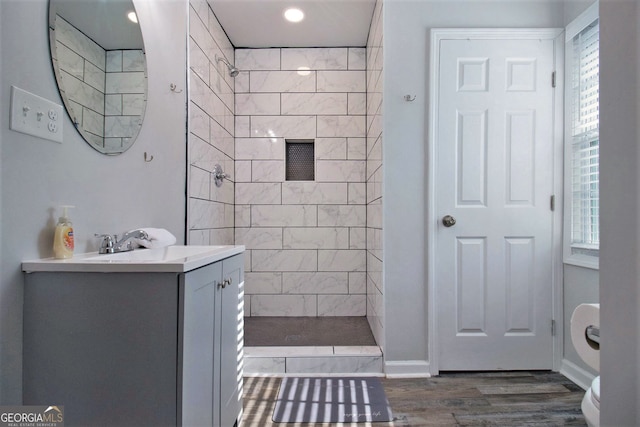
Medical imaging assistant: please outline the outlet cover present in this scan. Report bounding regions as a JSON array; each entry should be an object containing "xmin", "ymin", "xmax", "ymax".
[{"xmin": 10, "ymin": 86, "xmax": 63, "ymax": 143}]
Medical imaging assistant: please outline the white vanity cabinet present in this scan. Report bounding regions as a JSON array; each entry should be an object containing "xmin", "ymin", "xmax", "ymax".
[{"xmin": 22, "ymin": 249, "xmax": 244, "ymax": 427}]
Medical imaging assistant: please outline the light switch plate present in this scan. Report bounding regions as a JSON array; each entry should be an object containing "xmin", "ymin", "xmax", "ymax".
[{"xmin": 10, "ymin": 86, "xmax": 63, "ymax": 143}]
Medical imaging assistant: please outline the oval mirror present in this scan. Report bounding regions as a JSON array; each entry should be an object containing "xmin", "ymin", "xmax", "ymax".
[{"xmin": 48, "ymin": 0, "xmax": 147, "ymax": 155}]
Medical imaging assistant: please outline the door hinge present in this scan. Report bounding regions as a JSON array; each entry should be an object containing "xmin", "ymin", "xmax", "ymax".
[
  {"xmin": 551, "ymin": 319, "xmax": 556, "ymax": 336},
  {"xmin": 551, "ymin": 71, "xmax": 556, "ymax": 88},
  {"xmin": 550, "ymin": 195, "xmax": 555, "ymax": 211}
]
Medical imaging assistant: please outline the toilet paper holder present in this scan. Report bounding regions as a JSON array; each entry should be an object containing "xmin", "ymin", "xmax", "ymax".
[{"xmin": 586, "ymin": 325, "xmax": 600, "ymax": 348}]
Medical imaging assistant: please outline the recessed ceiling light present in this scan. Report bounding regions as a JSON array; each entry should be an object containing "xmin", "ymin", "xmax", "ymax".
[
  {"xmin": 284, "ymin": 8, "xmax": 304, "ymax": 23},
  {"xmin": 127, "ymin": 11, "xmax": 138, "ymax": 24}
]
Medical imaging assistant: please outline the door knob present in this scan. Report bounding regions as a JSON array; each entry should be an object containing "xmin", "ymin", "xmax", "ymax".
[{"xmin": 442, "ymin": 215, "xmax": 456, "ymax": 227}]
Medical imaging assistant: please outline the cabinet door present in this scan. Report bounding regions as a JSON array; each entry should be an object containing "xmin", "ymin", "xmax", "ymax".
[
  {"xmin": 219, "ymin": 255, "xmax": 244, "ymax": 427},
  {"xmin": 181, "ymin": 262, "xmax": 221, "ymax": 426}
]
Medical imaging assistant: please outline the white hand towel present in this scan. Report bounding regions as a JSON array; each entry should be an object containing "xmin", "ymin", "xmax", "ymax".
[{"xmin": 134, "ymin": 228, "xmax": 177, "ymax": 249}]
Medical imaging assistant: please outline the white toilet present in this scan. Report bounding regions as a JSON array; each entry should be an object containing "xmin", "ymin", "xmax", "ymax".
[
  {"xmin": 581, "ymin": 375, "xmax": 600, "ymax": 427},
  {"xmin": 571, "ymin": 304, "xmax": 600, "ymax": 427}
]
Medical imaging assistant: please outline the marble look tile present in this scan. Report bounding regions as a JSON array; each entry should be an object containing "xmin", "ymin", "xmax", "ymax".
[
  {"xmin": 210, "ymin": 172, "xmax": 234, "ymax": 204},
  {"xmin": 234, "ymin": 70, "xmax": 250, "ymax": 93},
  {"xmin": 251, "ymin": 116, "xmax": 316, "ymax": 139},
  {"xmin": 105, "ymin": 94, "xmax": 122, "ymax": 116},
  {"xmin": 251, "ymin": 294, "xmax": 317, "ymax": 316},
  {"xmin": 235, "ymin": 227, "xmax": 283, "ymax": 250},
  {"xmin": 316, "ymin": 160, "xmax": 366, "ymax": 182},
  {"xmin": 105, "ymin": 72, "xmax": 145, "ymax": 94},
  {"xmin": 348, "ymin": 183, "xmax": 366, "ymax": 205},
  {"xmin": 210, "ymin": 118, "xmax": 234, "ymax": 159},
  {"xmin": 236, "ymin": 48, "xmax": 281, "ymax": 70},
  {"xmin": 189, "ymin": 198, "xmax": 225, "ymax": 229},
  {"xmin": 317, "ymin": 115, "xmax": 366, "ymax": 138},
  {"xmin": 189, "ymin": 165, "xmax": 209, "ymax": 200},
  {"xmin": 122, "ymin": 50, "xmax": 145, "ymax": 72},
  {"xmin": 62, "ymin": 70, "xmax": 104, "ymax": 114},
  {"xmin": 250, "ymin": 71, "xmax": 316, "ymax": 93},
  {"xmin": 236, "ymin": 137, "xmax": 284, "ymax": 160},
  {"xmin": 189, "ymin": 133, "xmax": 231, "ymax": 174},
  {"xmin": 243, "ymin": 357, "xmax": 286, "ymax": 374},
  {"xmin": 56, "ymin": 44, "xmax": 84, "ymax": 80},
  {"xmin": 244, "ymin": 249, "xmax": 252, "ymax": 272},
  {"xmin": 209, "ymin": 228, "xmax": 234, "ymax": 245},
  {"xmin": 283, "ymin": 228, "xmax": 349, "ymax": 250},
  {"xmin": 235, "ymin": 93, "xmax": 280, "ymax": 115},
  {"xmin": 318, "ymin": 250, "xmax": 366, "ymax": 272},
  {"xmin": 189, "ymin": 104, "xmax": 209, "ymax": 142},
  {"xmin": 349, "ymin": 272, "xmax": 367, "ymax": 294},
  {"xmin": 235, "ymin": 160, "xmax": 252, "ymax": 182},
  {"xmin": 349, "ymin": 228, "xmax": 367, "ymax": 249},
  {"xmin": 347, "ymin": 138, "xmax": 367, "ymax": 160},
  {"xmin": 251, "ymin": 205, "xmax": 317, "ymax": 227},
  {"xmin": 235, "ymin": 205, "xmax": 251, "ymax": 227},
  {"xmin": 348, "ymin": 48, "xmax": 366, "ymax": 70},
  {"xmin": 333, "ymin": 346, "xmax": 382, "ymax": 356},
  {"xmin": 56, "ymin": 16, "xmax": 105, "ymax": 70},
  {"xmin": 318, "ymin": 294, "xmax": 366, "ymax": 316},
  {"xmin": 104, "ymin": 116, "xmax": 140, "ymax": 138},
  {"xmin": 84, "ymin": 62, "xmax": 105, "ymax": 92},
  {"xmin": 317, "ymin": 71, "xmax": 365, "ymax": 92},
  {"xmin": 318, "ymin": 205, "xmax": 366, "ymax": 227},
  {"xmin": 244, "ymin": 272, "xmax": 283, "ymax": 294},
  {"xmin": 367, "ymin": 200, "xmax": 383, "ymax": 229},
  {"xmin": 252, "ymin": 250, "xmax": 317, "ymax": 272},
  {"xmin": 281, "ymin": 48, "xmax": 348, "ymax": 70},
  {"xmin": 252, "ymin": 160, "xmax": 285, "ymax": 182},
  {"xmin": 282, "ymin": 272, "xmax": 349, "ymax": 294},
  {"xmin": 235, "ymin": 183, "xmax": 281, "ymax": 204},
  {"xmin": 281, "ymin": 93, "xmax": 347, "ymax": 115},
  {"xmin": 244, "ymin": 294, "xmax": 252, "ymax": 316},
  {"xmin": 245, "ymin": 346, "xmax": 334, "ymax": 357},
  {"xmin": 122, "ymin": 94, "xmax": 144, "ymax": 115},
  {"xmin": 348, "ymin": 93, "xmax": 367, "ymax": 116},
  {"xmin": 285, "ymin": 356, "xmax": 383, "ymax": 374},
  {"xmin": 189, "ymin": 229, "xmax": 209, "ymax": 245},
  {"xmin": 281, "ymin": 182, "xmax": 347, "ymax": 205},
  {"xmin": 235, "ymin": 116, "xmax": 250, "ymax": 137},
  {"xmin": 315, "ymin": 138, "xmax": 347, "ymax": 160}
]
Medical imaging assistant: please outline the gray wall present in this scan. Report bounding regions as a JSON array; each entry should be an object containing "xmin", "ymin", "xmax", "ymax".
[
  {"xmin": 0, "ymin": 0, "xmax": 187, "ymax": 403},
  {"xmin": 382, "ymin": 0, "xmax": 566, "ymax": 372},
  {"xmin": 599, "ymin": 0, "xmax": 640, "ymax": 424}
]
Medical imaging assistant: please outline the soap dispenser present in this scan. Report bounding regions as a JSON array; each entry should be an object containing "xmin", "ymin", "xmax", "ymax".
[{"xmin": 53, "ymin": 205, "xmax": 75, "ymax": 259}]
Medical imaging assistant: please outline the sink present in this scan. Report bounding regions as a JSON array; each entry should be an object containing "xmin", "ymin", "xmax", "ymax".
[
  {"xmin": 22, "ymin": 245, "xmax": 245, "ymax": 273},
  {"xmin": 84, "ymin": 245, "xmax": 227, "ymax": 262}
]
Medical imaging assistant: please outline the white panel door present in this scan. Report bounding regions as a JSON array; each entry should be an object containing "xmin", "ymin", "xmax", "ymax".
[{"xmin": 436, "ymin": 38, "xmax": 555, "ymax": 370}]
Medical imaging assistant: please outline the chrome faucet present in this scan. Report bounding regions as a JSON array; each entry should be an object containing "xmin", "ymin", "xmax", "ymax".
[{"xmin": 95, "ymin": 230, "xmax": 149, "ymax": 254}]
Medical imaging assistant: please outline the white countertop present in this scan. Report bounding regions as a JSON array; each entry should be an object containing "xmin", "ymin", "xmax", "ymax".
[{"xmin": 22, "ymin": 245, "xmax": 245, "ymax": 273}]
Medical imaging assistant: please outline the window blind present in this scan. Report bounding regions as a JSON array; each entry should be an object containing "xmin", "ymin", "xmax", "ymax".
[{"xmin": 570, "ymin": 20, "xmax": 599, "ymax": 254}]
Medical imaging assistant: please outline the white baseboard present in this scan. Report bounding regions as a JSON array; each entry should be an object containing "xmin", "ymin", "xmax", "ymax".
[
  {"xmin": 560, "ymin": 358, "xmax": 596, "ymax": 390},
  {"xmin": 384, "ymin": 360, "xmax": 432, "ymax": 378}
]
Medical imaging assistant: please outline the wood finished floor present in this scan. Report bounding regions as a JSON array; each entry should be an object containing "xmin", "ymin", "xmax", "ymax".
[{"xmin": 242, "ymin": 371, "xmax": 586, "ymax": 426}]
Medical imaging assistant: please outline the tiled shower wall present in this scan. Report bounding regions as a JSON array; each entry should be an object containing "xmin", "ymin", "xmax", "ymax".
[
  {"xmin": 54, "ymin": 16, "xmax": 145, "ymax": 152},
  {"xmin": 366, "ymin": 0, "xmax": 384, "ymax": 349},
  {"xmin": 234, "ymin": 48, "xmax": 368, "ymax": 317},
  {"xmin": 188, "ymin": 0, "xmax": 235, "ymax": 245}
]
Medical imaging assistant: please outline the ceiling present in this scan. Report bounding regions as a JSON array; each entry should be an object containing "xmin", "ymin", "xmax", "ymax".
[{"xmin": 208, "ymin": 0, "xmax": 377, "ymax": 48}]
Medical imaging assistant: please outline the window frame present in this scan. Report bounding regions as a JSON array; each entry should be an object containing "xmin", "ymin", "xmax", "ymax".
[{"xmin": 563, "ymin": 1, "xmax": 600, "ymax": 270}]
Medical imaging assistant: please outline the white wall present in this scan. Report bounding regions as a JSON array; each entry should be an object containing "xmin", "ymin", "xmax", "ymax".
[
  {"xmin": 599, "ymin": 0, "xmax": 640, "ymax": 424},
  {"xmin": 0, "ymin": 0, "xmax": 187, "ymax": 403},
  {"xmin": 382, "ymin": 0, "xmax": 565, "ymax": 372}
]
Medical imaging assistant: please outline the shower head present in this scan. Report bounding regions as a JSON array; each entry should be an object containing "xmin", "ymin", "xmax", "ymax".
[{"xmin": 216, "ymin": 55, "xmax": 240, "ymax": 77}]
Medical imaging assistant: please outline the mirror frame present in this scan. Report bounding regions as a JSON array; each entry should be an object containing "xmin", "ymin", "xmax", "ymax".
[{"xmin": 48, "ymin": 0, "xmax": 148, "ymax": 155}]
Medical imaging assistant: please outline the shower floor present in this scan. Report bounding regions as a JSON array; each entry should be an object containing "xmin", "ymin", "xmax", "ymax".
[{"xmin": 244, "ymin": 316, "xmax": 376, "ymax": 347}]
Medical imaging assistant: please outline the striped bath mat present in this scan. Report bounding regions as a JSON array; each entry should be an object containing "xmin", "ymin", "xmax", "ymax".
[{"xmin": 272, "ymin": 377, "xmax": 393, "ymax": 423}]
